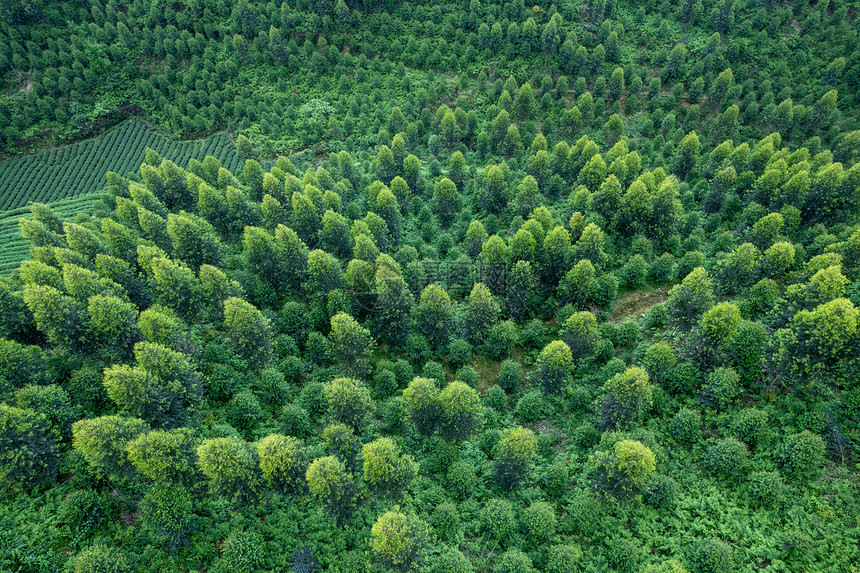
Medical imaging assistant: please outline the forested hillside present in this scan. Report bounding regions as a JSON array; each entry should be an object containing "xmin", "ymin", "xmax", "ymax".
[{"xmin": 0, "ymin": 0, "xmax": 859, "ymax": 572}]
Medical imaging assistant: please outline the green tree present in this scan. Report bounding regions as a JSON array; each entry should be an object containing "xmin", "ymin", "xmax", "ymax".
[
  {"xmin": 414, "ymin": 284, "xmax": 454, "ymax": 351},
  {"xmin": 465, "ymin": 283, "xmax": 500, "ymax": 343},
  {"xmin": 402, "ymin": 377, "xmax": 441, "ymax": 437},
  {"xmin": 196, "ymin": 436, "xmax": 262, "ymax": 504},
  {"xmin": 667, "ymin": 267, "xmax": 715, "ymax": 330},
  {"xmin": 493, "ymin": 426, "xmax": 537, "ymax": 489},
  {"xmin": 139, "ymin": 484, "xmax": 193, "ymax": 554},
  {"xmin": 433, "ymin": 178, "xmax": 461, "ymax": 227},
  {"xmin": 776, "ymin": 430, "xmax": 827, "ymax": 481},
  {"xmin": 559, "ymin": 311, "xmax": 599, "ymax": 360},
  {"xmin": 600, "ymin": 366, "xmax": 654, "ymax": 429},
  {"xmin": 306, "ymin": 455, "xmax": 357, "ymax": 522},
  {"xmin": 257, "ymin": 433, "xmax": 307, "ymax": 496},
  {"xmin": 126, "ymin": 428, "xmax": 196, "ymax": 485},
  {"xmin": 370, "ymin": 509, "xmax": 429, "ymax": 570},
  {"xmin": 72, "ymin": 415, "xmax": 148, "ymax": 481},
  {"xmin": 589, "ymin": 438, "xmax": 656, "ymax": 503},
  {"xmin": 438, "ymin": 381, "xmax": 484, "ymax": 442},
  {"xmin": 325, "ymin": 377, "xmax": 372, "ymax": 430},
  {"xmin": 328, "ymin": 312, "xmax": 374, "ymax": 377},
  {"xmin": 73, "ymin": 545, "xmax": 135, "ymax": 573},
  {"xmin": 0, "ymin": 404, "xmax": 58, "ymax": 488},
  {"xmin": 536, "ymin": 340, "xmax": 574, "ymax": 394},
  {"xmin": 362, "ymin": 438, "xmax": 418, "ymax": 500},
  {"xmin": 223, "ymin": 297, "xmax": 273, "ymax": 370}
]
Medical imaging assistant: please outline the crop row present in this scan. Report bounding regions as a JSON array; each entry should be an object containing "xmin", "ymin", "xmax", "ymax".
[{"xmin": 0, "ymin": 120, "xmax": 239, "ymax": 213}]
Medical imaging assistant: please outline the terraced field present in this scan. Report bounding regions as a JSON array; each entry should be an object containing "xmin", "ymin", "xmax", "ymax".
[{"xmin": 0, "ymin": 120, "xmax": 240, "ymax": 273}]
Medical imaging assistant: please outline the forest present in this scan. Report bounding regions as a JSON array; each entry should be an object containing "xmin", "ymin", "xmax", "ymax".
[{"xmin": 0, "ymin": 0, "xmax": 859, "ymax": 571}]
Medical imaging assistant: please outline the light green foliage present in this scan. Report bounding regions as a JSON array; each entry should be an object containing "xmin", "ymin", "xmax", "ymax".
[
  {"xmin": 328, "ymin": 312, "xmax": 374, "ymax": 377},
  {"xmin": 642, "ymin": 561, "xmax": 690, "ymax": 573},
  {"xmin": 306, "ymin": 455, "xmax": 357, "ymax": 522},
  {"xmin": 126, "ymin": 428, "xmax": 196, "ymax": 484},
  {"xmin": 601, "ymin": 366, "xmax": 654, "ymax": 429},
  {"xmin": 536, "ymin": 340, "xmax": 573, "ymax": 394},
  {"xmin": 73, "ymin": 545, "xmax": 135, "ymax": 573},
  {"xmin": 402, "ymin": 377, "xmax": 440, "ymax": 437},
  {"xmin": 493, "ymin": 549, "xmax": 535, "ymax": 573},
  {"xmin": 72, "ymin": 415, "xmax": 148, "ymax": 481},
  {"xmin": 196, "ymin": 436, "xmax": 262, "ymax": 504},
  {"xmin": 699, "ymin": 302, "xmax": 741, "ymax": 349},
  {"xmin": 370, "ymin": 509, "xmax": 429, "ymax": 570},
  {"xmin": 438, "ymin": 381, "xmax": 484, "ymax": 442},
  {"xmin": 667, "ymin": 267, "xmax": 715, "ymax": 329},
  {"xmin": 559, "ymin": 311, "xmax": 598, "ymax": 359},
  {"xmin": 493, "ymin": 426, "xmax": 537, "ymax": 489},
  {"xmin": 223, "ymin": 297, "xmax": 273, "ymax": 370},
  {"xmin": 465, "ymin": 282, "xmax": 500, "ymax": 342},
  {"xmin": 257, "ymin": 433, "xmax": 307, "ymax": 495},
  {"xmin": 362, "ymin": 437, "xmax": 417, "ymax": 499},
  {"xmin": 415, "ymin": 284, "xmax": 454, "ymax": 350},
  {"xmin": 325, "ymin": 377, "xmax": 372, "ymax": 430},
  {"xmin": 643, "ymin": 342, "xmax": 676, "ymax": 385},
  {"xmin": 589, "ymin": 439, "xmax": 657, "ymax": 503},
  {"xmin": 220, "ymin": 529, "xmax": 264, "ymax": 573},
  {"xmin": 521, "ymin": 501, "xmax": 557, "ymax": 542}
]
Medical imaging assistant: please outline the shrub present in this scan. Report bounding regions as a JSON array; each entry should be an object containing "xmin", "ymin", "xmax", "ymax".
[
  {"xmin": 446, "ymin": 461, "xmax": 478, "ymax": 499},
  {"xmin": 456, "ymin": 365, "xmax": 480, "ymax": 388},
  {"xmin": 643, "ymin": 342, "xmax": 676, "ymax": 386},
  {"xmin": 493, "ymin": 549, "xmax": 535, "ymax": 573},
  {"xmin": 521, "ymin": 501, "xmax": 557, "ymax": 543},
  {"xmin": 642, "ymin": 561, "xmax": 690, "ymax": 573},
  {"xmin": 423, "ymin": 361, "xmax": 446, "ymax": 383},
  {"xmin": 228, "ymin": 391, "xmax": 263, "ymax": 432},
  {"xmin": 484, "ymin": 385, "xmax": 507, "ymax": 411},
  {"xmin": 546, "ymin": 544, "xmax": 583, "ymax": 573},
  {"xmin": 427, "ymin": 546, "xmax": 474, "ymax": 573},
  {"xmin": 221, "ymin": 530, "xmax": 265, "ymax": 573},
  {"xmin": 431, "ymin": 502, "xmax": 460, "ymax": 542},
  {"xmin": 60, "ymin": 490, "xmax": 105, "ymax": 538},
  {"xmin": 747, "ymin": 471, "xmax": 784, "ymax": 507},
  {"xmin": 589, "ymin": 439, "xmax": 657, "ymax": 503},
  {"xmin": 514, "ymin": 390, "xmax": 545, "ymax": 424},
  {"xmin": 670, "ymin": 408, "xmax": 701, "ymax": 443},
  {"xmin": 731, "ymin": 408, "xmax": 769, "ymax": 446},
  {"xmin": 704, "ymin": 438, "xmax": 749, "ymax": 481},
  {"xmin": 643, "ymin": 474, "xmax": 680, "ymax": 509},
  {"xmin": 73, "ymin": 545, "xmax": 134, "ymax": 573},
  {"xmin": 699, "ymin": 367, "xmax": 740, "ymax": 410},
  {"xmin": 496, "ymin": 359, "xmax": 523, "ymax": 392},
  {"xmin": 256, "ymin": 368, "xmax": 289, "ymax": 405},
  {"xmin": 448, "ymin": 338, "xmax": 472, "ymax": 368},
  {"xmin": 542, "ymin": 457, "xmax": 570, "ymax": 498},
  {"xmin": 775, "ymin": 430, "xmax": 827, "ymax": 481},
  {"xmin": 480, "ymin": 498, "xmax": 517, "ymax": 539},
  {"xmin": 688, "ymin": 539, "xmax": 734, "ymax": 573}
]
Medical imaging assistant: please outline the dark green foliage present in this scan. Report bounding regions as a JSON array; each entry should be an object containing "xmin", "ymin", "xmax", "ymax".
[
  {"xmin": 688, "ymin": 539, "xmax": 734, "ymax": 573},
  {"xmin": 775, "ymin": 430, "xmax": 827, "ymax": 481},
  {"xmin": 704, "ymin": 438, "xmax": 749, "ymax": 481}
]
